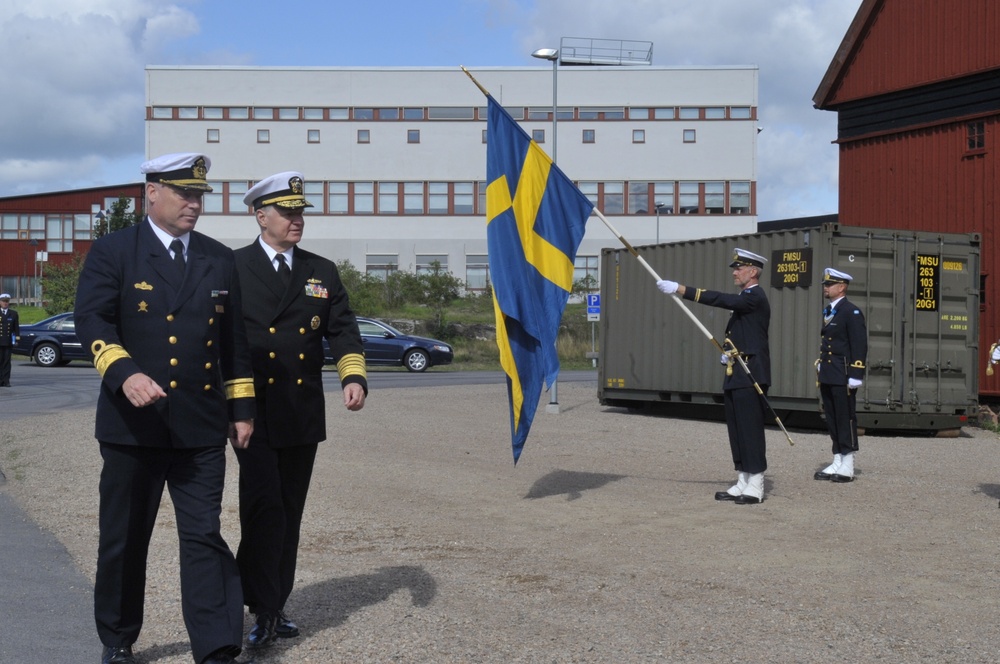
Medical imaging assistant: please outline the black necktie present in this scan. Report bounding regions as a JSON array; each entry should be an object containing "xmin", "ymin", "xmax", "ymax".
[
  {"xmin": 823, "ymin": 305, "xmax": 832, "ymax": 317},
  {"xmin": 276, "ymin": 253, "xmax": 291, "ymax": 288},
  {"xmin": 170, "ymin": 239, "xmax": 185, "ymax": 275}
]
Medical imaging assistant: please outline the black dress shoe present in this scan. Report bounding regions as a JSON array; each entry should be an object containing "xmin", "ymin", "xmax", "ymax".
[
  {"xmin": 734, "ymin": 494, "xmax": 761, "ymax": 505},
  {"xmin": 247, "ymin": 613, "xmax": 277, "ymax": 648},
  {"xmin": 830, "ymin": 474, "xmax": 855, "ymax": 483},
  {"xmin": 102, "ymin": 645, "xmax": 137, "ymax": 664},
  {"xmin": 714, "ymin": 491, "xmax": 738, "ymax": 501},
  {"xmin": 814, "ymin": 470, "xmax": 834, "ymax": 480},
  {"xmin": 275, "ymin": 610, "xmax": 300, "ymax": 638},
  {"xmin": 201, "ymin": 646, "xmax": 240, "ymax": 663}
]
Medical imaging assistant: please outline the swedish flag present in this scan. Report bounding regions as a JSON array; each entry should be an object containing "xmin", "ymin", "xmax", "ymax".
[{"xmin": 486, "ymin": 96, "xmax": 594, "ymax": 463}]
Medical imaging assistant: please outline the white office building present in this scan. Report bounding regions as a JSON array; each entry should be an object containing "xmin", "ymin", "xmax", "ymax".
[{"xmin": 146, "ymin": 63, "xmax": 758, "ymax": 289}]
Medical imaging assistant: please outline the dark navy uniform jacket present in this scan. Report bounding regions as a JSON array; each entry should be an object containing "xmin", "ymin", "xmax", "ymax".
[
  {"xmin": 818, "ymin": 297, "xmax": 867, "ymax": 385},
  {"xmin": 0, "ymin": 307, "xmax": 18, "ymax": 346},
  {"xmin": 234, "ymin": 241, "xmax": 366, "ymax": 449},
  {"xmin": 75, "ymin": 219, "xmax": 255, "ymax": 447},
  {"xmin": 683, "ymin": 284, "xmax": 771, "ymax": 390}
]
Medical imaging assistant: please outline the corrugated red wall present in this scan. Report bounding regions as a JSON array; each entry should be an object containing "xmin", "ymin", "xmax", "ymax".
[{"xmin": 829, "ymin": 0, "xmax": 1000, "ymax": 104}]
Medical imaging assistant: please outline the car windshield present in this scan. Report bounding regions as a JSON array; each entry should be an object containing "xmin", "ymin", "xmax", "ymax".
[{"xmin": 359, "ymin": 319, "xmax": 402, "ymax": 336}]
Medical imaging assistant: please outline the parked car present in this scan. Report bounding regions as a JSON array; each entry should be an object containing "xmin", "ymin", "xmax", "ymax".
[
  {"xmin": 14, "ymin": 312, "xmax": 88, "ymax": 367},
  {"xmin": 325, "ymin": 316, "xmax": 454, "ymax": 372}
]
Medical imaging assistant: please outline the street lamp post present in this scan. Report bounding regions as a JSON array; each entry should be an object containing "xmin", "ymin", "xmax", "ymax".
[{"xmin": 532, "ymin": 46, "xmax": 561, "ymax": 414}]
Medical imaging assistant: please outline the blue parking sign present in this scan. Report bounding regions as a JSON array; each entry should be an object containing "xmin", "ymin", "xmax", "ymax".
[{"xmin": 586, "ymin": 294, "xmax": 600, "ymax": 321}]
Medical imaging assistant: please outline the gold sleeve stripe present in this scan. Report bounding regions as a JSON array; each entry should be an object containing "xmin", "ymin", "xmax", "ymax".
[
  {"xmin": 851, "ymin": 360, "xmax": 866, "ymax": 369},
  {"xmin": 694, "ymin": 288, "xmax": 704, "ymax": 302},
  {"xmin": 93, "ymin": 343, "xmax": 131, "ymax": 377},
  {"xmin": 337, "ymin": 353, "xmax": 367, "ymax": 379},
  {"xmin": 225, "ymin": 377, "xmax": 255, "ymax": 400}
]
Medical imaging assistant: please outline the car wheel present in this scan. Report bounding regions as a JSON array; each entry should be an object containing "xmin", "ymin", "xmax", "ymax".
[
  {"xmin": 34, "ymin": 342, "xmax": 61, "ymax": 367},
  {"xmin": 404, "ymin": 349, "xmax": 429, "ymax": 372}
]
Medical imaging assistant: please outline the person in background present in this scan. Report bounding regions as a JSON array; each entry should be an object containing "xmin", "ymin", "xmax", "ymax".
[
  {"xmin": 0, "ymin": 293, "xmax": 19, "ymax": 386},
  {"xmin": 656, "ymin": 249, "xmax": 772, "ymax": 504},
  {"xmin": 814, "ymin": 267, "xmax": 867, "ymax": 483},
  {"xmin": 74, "ymin": 152, "xmax": 255, "ymax": 664},
  {"xmin": 233, "ymin": 171, "xmax": 367, "ymax": 648}
]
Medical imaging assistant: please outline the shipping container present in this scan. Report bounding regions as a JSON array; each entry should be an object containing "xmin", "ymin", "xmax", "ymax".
[{"xmin": 598, "ymin": 223, "xmax": 980, "ymax": 434}]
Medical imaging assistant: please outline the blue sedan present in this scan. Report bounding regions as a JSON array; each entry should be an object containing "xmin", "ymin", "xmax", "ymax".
[
  {"xmin": 14, "ymin": 312, "xmax": 88, "ymax": 367},
  {"xmin": 326, "ymin": 316, "xmax": 454, "ymax": 372}
]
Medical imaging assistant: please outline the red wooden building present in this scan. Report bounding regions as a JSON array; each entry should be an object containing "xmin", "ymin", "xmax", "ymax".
[
  {"xmin": 813, "ymin": 0, "xmax": 1000, "ymax": 395},
  {"xmin": 0, "ymin": 183, "xmax": 143, "ymax": 304}
]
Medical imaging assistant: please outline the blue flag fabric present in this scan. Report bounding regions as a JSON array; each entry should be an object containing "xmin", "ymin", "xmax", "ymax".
[{"xmin": 485, "ymin": 96, "xmax": 595, "ymax": 463}]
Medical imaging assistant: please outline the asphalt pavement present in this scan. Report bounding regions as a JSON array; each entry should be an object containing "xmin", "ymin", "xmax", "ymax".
[{"xmin": 0, "ymin": 358, "xmax": 598, "ymax": 662}]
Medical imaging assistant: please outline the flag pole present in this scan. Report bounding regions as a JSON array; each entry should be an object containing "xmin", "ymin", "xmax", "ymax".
[
  {"xmin": 461, "ymin": 66, "xmax": 491, "ymax": 98},
  {"xmin": 590, "ymin": 207, "xmax": 794, "ymax": 446}
]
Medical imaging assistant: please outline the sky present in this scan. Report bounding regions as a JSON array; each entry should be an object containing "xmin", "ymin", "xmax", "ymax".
[{"xmin": 0, "ymin": 0, "xmax": 863, "ymax": 221}]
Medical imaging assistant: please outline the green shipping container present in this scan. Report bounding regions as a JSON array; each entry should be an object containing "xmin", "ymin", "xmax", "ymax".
[{"xmin": 598, "ymin": 223, "xmax": 980, "ymax": 434}]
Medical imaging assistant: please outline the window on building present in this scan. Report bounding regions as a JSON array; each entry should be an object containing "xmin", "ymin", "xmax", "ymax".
[
  {"xmin": 632, "ymin": 129, "xmax": 645, "ymax": 143},
  {"xmin": 357, "ymin": 129, "xmax": 370, "ymax": 144},
  {"xmin": 307, "ymin": 129, "xmax": 320, "ymax": 143},
  {"xmin": 477, "ymin": 181, "xmax": 487, "ymax": 215},
  {"xmin": 328, "ymin": 182, "xmax": 349, "ymax": 214},
  {"xmin": 428, "ymin": 107, "xmax": 475, "ymax": 120},
  {"xmin": 705, "ymin": 182, "xmax": 725, "ymax": 213},
  {"xmin": 404, "ymin": 182, "xmax": 424, "ymax": 214},
  {"xmin": 416, "ymin": 255, "xmax": 449, "ymax": 275},
  {"xmin": 278, "ymin": 108, "xmax": 298, "ymax": 120},
  {"xmin": 253, "ymin": 107, "xmax": 274, "ymax": 120},
  {"xmin": 683, "ymin": 129, "xmax": 696, "ymax": 143},
  {"xmin": 206, "ymin": 128, "xmax": 220, "ymax": 143},
  {"xmin": 328, "ymin": 108, "xmax": 349, "ymax": 120},
  {"xmin": 407, "ymin": 129, "xmax": 420, "ymax": 143},
  {"xmin": 532, "ymin": 129, "xmax": 546, "ymax": 143},
  {"xmin": 603, "ymin": 182, "xmax": 624, "ymax": 214},
  {"xmin": 528, "ymin": 107, "xmax": 550, "ymax": 121},
  {"xmin": 203, "ymin": 107, "xmax": 224, "ymax": 119},
  {"xmin": 654, "ymin": 182, "xmax": 675, "ymax": 214},
  {"xmin": 730, "ymin": 181, "xmax": 751, "ymax": 214},
  {"xmin": 257, "ymin": 129, "xmax": 270, "ymax": 143},
  {"xmin": 354, "ymin": 108, "xmax": 374, "ymax": 120},
  {"xmin": 151, "ymin": 107, "xmax": 172, "ymax": 119},
  {"xmin": 403, "ymin": 108, "xmax": 424, "ymax": 120},
  {"xmin": 46, "ymin": 214, "xmax": 74, "ymax": 253},
  {"xmin": 628, "ymin": 182, "xmax": 650, "ymax": 214},
  {"xmin": 354, "ymin": 182, "xmax": 374, "ymax": 214},
  {"xmin": 730, "ymin": 107, "xmax": 752, "ymax": 119},
  {"xmin": 574, "ymin": 256, "xmax": 599, "ymax": 291},
  {"xmin": 654, "ymin": 108, "xmax": 675, "ymax": 120},
  {"xmin": 303, "ymin": 108, "xmax": 323, "ymax": 120},
  {"xmin": 482, "ymin": 129, "xmax": 488, "ymax": 144},
  {"xmin": 583, "ymin": 129, "xmax": 596, "ymax": 144},
  {"xmin": 466, "ymin": 255, "xmax": 490, "ymax": 290},
  {"xmin": 228, "ymin": 107, "xmax": 249, "ymax": 120},
  {"xmin": 74, "ymin": 213, "xmax": 91, "ymax": 240},
  {"xmin": 503, "ymin": 106, "xmax": 525, "ymax": 120},
  {"xmin": 203, "ymin": 182, "xmax": 223, "ymax": 214},
  {"xmin": 679, "ymin": 182, "xmax": 699, "ymax": 214},
  {"xmin": 578, "ymin": 181, "xmax": 599, "ymax": 208},
  {"xmin": 377, "ymin": 108, "xmax": 399, "ymax": 120},
  {"xmin": 178, "ymin": 107, "xmax": 198, "ymax": 119},
  {"xmin": 454, "ymin": 182, "xmax": 474, "ymax": 214},
  {"xmin": 366, "ymin": 254, "xmax": 398, "ymax": 279},
  {"xmin": 679, "ymin": 107, "xmax": 700, "ymax": 120},
  {"xmin": 378, "ymin": 182, "xmax": 399, "ymax": 214},
  {"xmin": 967, "ymin": 121, "xmax": 986, "ymax": 151},
  {"xmin": 705, "ymin": 107, "xmax": 726, "ymax": 119},
  {"xmin": 304, "ymin": 181, "xmax": 323, "ymax": 214},
  {"xmin": 630, "ymin": 108, "xmax": 650, "ymax": 120},
  {"xmin": 229, "ymin": 182, "xmax": 248, "ymax": 214},
  {"xmin": 428, "ymin": 182, "xmax": 449, "ymax": 214}
]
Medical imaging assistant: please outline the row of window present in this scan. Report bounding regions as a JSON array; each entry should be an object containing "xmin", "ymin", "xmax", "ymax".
[
  {"xmin": 367, "ymin": 253, "xmax": 599, "ymax": 292},
  {"xmin": 0, "ymin": 213, "xmax": 91, "ymax": 253},
  {"xmin": 150, "ymin": 105, "xmax": 756, "ymax": 122},
  {"xmin": 202, "ymin": 180, "xmax": 753, "ymax": 216},
  {"xmin": 213, "ymin": 127, "xmax": 700, "ymax": 145}
]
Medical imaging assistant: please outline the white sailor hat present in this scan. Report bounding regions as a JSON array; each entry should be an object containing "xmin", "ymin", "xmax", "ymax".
[
  {"xmin": 140, "ymin": 153, "xmax": 213, "ymax": 192},
  {"xmin": 822, "ymin": 267, "xmax": 853, "ymax": 284},
  {"xmin": 244, "ymin": 172, "xmax": 314, "ymax": 211},
  {"xmin": 0, "ymin": 293, "xmax": 10, "ymax": 300},
  {"xmin": 729, "ymin": 248, "xmax": 767, "ymax": 269}
]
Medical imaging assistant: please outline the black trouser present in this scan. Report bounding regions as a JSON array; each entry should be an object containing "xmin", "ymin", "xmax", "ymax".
[
  {"xmin": 820, "ymin": 383, "xmax": 859, "ymax": 455},
  {"xmin": 234, "ymin": 442, "xmax": 318, "ymax": 617},
  {"xmin": 95, "ymin": 443, "xmax": 243, "ymax": 664},
  {"xmin": 0, "ymin": 345, "xmax": 11, "ymax": 385},
  {"xmin": 724, "ymin": 385, "xmax": 768, "ymax": 474}
]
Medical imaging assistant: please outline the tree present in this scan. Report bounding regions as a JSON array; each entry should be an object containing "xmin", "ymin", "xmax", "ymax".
[{"xmin": 41, "ymin": 193, "xmax": 143, "ymax": 313}]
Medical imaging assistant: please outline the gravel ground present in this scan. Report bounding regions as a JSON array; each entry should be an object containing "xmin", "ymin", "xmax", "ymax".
[{"xmin": 3, "ymin": 379, "xmax": 1000, "ymax": 663}]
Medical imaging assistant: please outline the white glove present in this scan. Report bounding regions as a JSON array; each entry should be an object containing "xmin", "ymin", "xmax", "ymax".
[
  {"xmin": 657, "ymin": 280, "xmax": 679, "ymax": 294},
  {"xmin": 992, "ymin": 346, "xmax": 1000, "ymax": 363},
  {"xmin": 720, "ymin": 353, "xmax": 729, "ymax": 365},
  {"xmin": 848, "ymin": 378, "xmax": 862, "ymax": 389}
]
